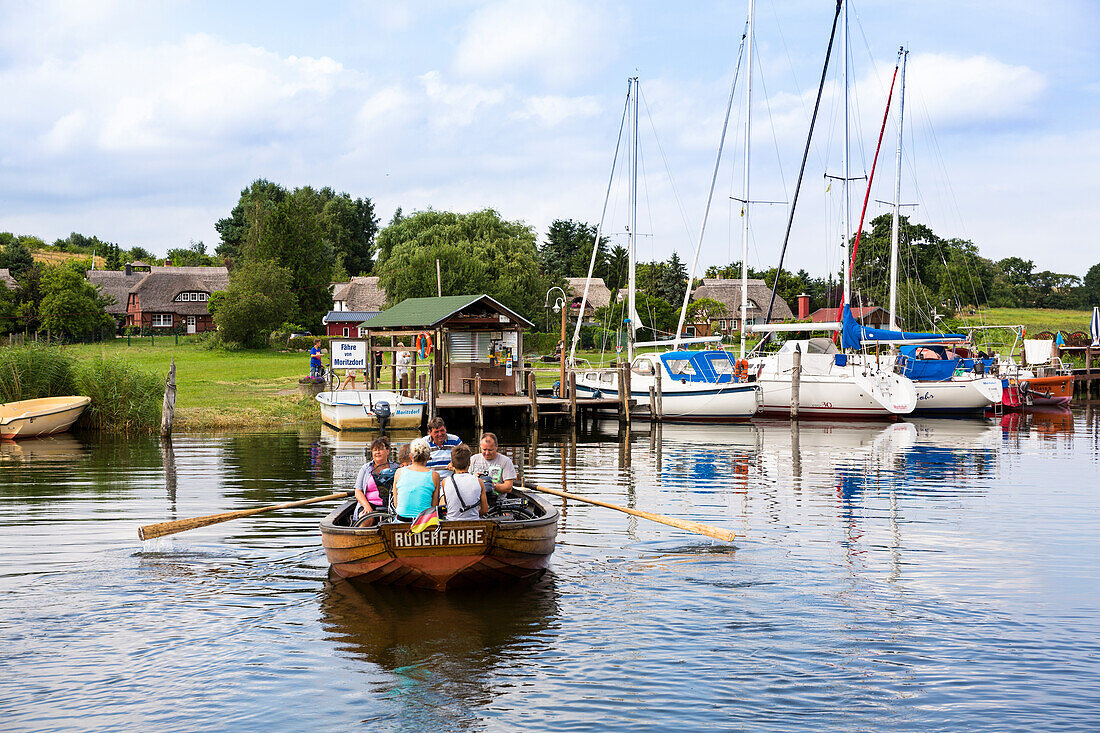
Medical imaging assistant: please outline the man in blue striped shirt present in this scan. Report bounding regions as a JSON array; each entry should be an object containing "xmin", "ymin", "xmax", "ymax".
[{"xmin": 424, "ymin": 416, "xmax": 461, "ymax": 479}]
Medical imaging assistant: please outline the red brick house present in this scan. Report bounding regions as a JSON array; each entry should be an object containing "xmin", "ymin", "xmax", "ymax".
[
  {"xmin": 809, "ymin": 305, "xmax": 895, "ymax": 329},
  {"xmin": 119, "ymin": 266, "xmax": 229, "ymax": 333}
]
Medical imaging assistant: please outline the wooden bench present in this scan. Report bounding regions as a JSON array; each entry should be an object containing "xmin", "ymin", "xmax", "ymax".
[{"xmin": 462, "ymin": 377, "xmax": 503, "ymax": 395}]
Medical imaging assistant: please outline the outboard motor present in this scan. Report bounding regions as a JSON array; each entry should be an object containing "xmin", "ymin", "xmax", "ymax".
[{"xmin": 372, "ymin": 400, "xmax": 392, "ymax": 435}]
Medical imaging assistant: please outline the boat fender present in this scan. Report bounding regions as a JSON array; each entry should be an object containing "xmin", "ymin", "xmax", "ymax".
[{"xmin": 416, "ymin": 332, "xmax": 434, "ymax": 359}]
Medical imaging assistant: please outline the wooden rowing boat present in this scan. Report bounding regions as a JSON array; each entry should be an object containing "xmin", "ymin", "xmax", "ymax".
[
  {"xmin": 0, "ymin": 396, "xmax": 91, "ymax": 439},
  {"xmin": 319, "ymin": 489, "xmax": 558, "ymax": 591}
]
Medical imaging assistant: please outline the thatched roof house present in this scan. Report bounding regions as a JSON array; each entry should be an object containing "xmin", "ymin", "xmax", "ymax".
[
  {"xmin": 565, "ymin": 277, "xmax": 612, "ymax": 316},
  {"xmin": 325, "ymin": 276, "xmax": 388, "ymax": 336},
  {"xmin": 690, "ymin": 278, "xmax": 794, "ymax": 332},
  {"xmin": 0, "ymin": 268, "xmax": 16, "ymax": 290},
  {"xmin": 116, "ymin": 265, "xmax": 229, "ymax": 330},
  {"xmin": 332, "ymin": 276, "xmax": 386, "ymax": 311}
]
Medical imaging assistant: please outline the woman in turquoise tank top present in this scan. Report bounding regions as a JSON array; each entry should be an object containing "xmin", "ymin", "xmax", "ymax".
[{"xmin": 393, "ymin": 438, "xmax": 441, "ymax": 520}]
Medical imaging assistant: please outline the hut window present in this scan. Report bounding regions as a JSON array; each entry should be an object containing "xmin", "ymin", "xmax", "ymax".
[
  {"xmin": 342, "ymin": 327, "xmax": 350, "ymax": 337},
  {"xmin": 152, "ymin": 314, "xmax": 172, "ymax": 327},
  {"xmin": 448, "ymin": 332, "xmax": 483, "ymax": 362}
]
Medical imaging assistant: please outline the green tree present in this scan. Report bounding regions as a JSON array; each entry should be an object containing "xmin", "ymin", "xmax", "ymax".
[
  {"xmin": 605, "ymin": 244, "xmax": 628, "ymax": 293},
  {"xmin": 0, "ymin": 278, "xmax": 16, "ymax": 335},
  {"xmin": 248, "ymin": 191, "xmax": 333, "ymax": 331},
  {"xmin": 38, "ymin": 263, "xmax": 113, "ymax": 338},
  {"xmin": 216, "ymin": 179, "xmax": 288, "ymax": 261},
  {"xmin": 686, "ymin": 297, "xmax": 728, "ymax": 321},
  {"xmin": 320, "ymin": 193, "xmax": 379, "ymax": 276},
  {"xmin": 374, "ymin": 209, "xmax": 550, "ymax": 320},
  {"xmin": 539, "ymin": 219, "xmax": 609, "ymax": 282},
  {"xmin": 166, "ymin": 241, "xmax": 217, "ymax": 267},
  {"xmin": 597, "ymin": 292, "xmax": 678, "ymax": 341},
  {"xmin": 127, "ymin": 246, "xmax": 156, "ymax": 263},
  {"xmin": 1083, "ymin": 262, "xmax": 1100, "ymax": 306},
  {"xmin": 656, "ymin": 252, "xmax": 688, "ymax": 306},
  {"xmin": 0, "ymin": 233, "xmax": 36, "ymax": 281},
  {"xmin": 209, "ymin": 260, "xmax": 298, "ymax": 348}
]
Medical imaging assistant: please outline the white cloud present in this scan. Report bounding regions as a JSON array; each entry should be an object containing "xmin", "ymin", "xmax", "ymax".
[
  {"xmin": 0, "ymin": 34, "xmax": 350, "ymax": 157},
  {"xmin": 418, "ymin": 70, "xmax": 509, "ymax": 128},
  {"xmin": 453, "ymin": 0, "xmax": 617, "ymax": 87},
  {"xmin": 896, "ymin": 53, "xmax": 1046, "ymax": 128},
  {"xmin": 511, "ymin": 94, "xmax": 602, "ymax": 126}
]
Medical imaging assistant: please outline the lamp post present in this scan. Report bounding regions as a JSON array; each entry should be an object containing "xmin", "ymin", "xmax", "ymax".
[{"xmin": 545, "ymin": 287, "xmax": 568, "ymax": 398}]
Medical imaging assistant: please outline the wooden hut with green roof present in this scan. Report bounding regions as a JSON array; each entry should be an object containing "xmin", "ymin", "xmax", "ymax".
[{"xmin": 359, "ymin": 294, "xmax": 534, "ymax": 396}]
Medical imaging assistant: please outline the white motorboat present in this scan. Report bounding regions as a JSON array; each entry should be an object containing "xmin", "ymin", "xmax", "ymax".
[
  {"xmin": 315, "ymin": 390, "xmax": 426, "ymax": 431},
  {"xmin": 574, "ymin": 350, "xmax": 762, "ymax": 422},
  {"xmin": 0, "ymin": 396, "xmax": 91, "ymax": 439}
]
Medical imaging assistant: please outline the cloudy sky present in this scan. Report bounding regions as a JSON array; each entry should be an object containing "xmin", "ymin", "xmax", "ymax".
[{"xmin": 0, "ymin": 0, "xmax": 1096, "ymax": 279}]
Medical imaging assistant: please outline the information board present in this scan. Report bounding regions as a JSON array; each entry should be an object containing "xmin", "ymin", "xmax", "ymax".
[{"xmin": 330, "ymin": 340, "xmax": 367, "ymax": 370}]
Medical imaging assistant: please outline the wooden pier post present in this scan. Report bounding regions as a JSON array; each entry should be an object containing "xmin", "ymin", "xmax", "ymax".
[
  {"xmin": 790, "ymin": 344, "xmax": 802, "ymax": 421},
  {"xmin": 568, "ymin": 371, "xmax": 577, "ymax": 424},
  {"xmin": 160, "ymin": 358, "xmax": 176, "ymax": 436},
  {"xmin": 527, "ymin": 370, "xmax": 539, "ymax": 425},
  {"xmin": 428, "ymin": 361, "xmax": 437, "ymax": 420},
  {"xmin": 474, "ymin": 374, "xmax": 483, "ymax": 429},
  {"xmin": 648, "ymin": 385, "xmax": 657, "ymax": 421},
  {"xmin": 654, "ymin": 364, "xmax": 663, "ymax": 422}
]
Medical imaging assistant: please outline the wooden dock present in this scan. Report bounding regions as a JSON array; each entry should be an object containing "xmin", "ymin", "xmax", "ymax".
[{"xmin": 428, "ymin": 367, "xmax": 639, "ymax": 428}]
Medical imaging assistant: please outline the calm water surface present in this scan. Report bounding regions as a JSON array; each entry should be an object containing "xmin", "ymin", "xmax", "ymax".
[{"xmin": 2, "ymin": 408, "xmax": 1099, "ymax": 732}]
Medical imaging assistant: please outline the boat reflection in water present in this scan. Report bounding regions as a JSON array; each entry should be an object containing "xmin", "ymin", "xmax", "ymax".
[
  {"xmin": 0, "ymin": 434, "xmax": 88, "ymax": 463},
  {"xmin": 319, "ymin": 576, "xmax": 560, "ymax": 725},
  {"xmin": 999, "ymin": 406, "xmax": 1075, "ymax": 438}
]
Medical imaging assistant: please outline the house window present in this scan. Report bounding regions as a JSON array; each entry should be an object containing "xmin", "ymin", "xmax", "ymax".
[
  {"xmin": 342, "ymin": 327, "xmax": 350, "ymax": 337},
  {"xmin": 200, "ymin": 292, "xmax": 207, "ymax": 301},
  {"xmin": 358, "ymin": 327, "xmax": 367, "ymax": 337},
  {"xmin": 174, "ymin": 291, "xmax": 209, "ymax": 302},
  {"xmin": 152, "ymin": 314, "xmax": 173, "ymax": 327}
]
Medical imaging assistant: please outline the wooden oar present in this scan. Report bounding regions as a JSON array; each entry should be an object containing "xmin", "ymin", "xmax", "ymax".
[
  {"xmin": 138, "ymin": 491, "xmax": 353, "ymax": 540},
  {"xmin": 521, "ymin": 480, "xmax": 735, "ymax": 543}
]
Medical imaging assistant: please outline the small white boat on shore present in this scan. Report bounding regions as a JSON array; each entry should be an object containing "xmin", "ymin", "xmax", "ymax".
[
  {"xmin": 0, "ymin": 396, "xmax": 91, "ymax": 439},
  {"xmin": 315, "ymin": 390, "xmax": 426, "ymax": 431}
]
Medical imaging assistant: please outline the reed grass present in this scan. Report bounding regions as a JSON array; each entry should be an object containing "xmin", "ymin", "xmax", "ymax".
[
  {"xmin": 74, "ymin": 356, "xmax": 163, "ymax": 433},
  {"xmin": 0, "ymin": 345, "xmax": 76, "ymax": 402}
]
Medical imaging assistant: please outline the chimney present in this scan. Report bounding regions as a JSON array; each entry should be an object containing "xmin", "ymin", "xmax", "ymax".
[
  {"xmin": 125, "ymin": 263, "xmax": 132, "ymax": 277},
  {"xmin": 797, "ymin": 293, "xmax": 810, "ymax": 320}
]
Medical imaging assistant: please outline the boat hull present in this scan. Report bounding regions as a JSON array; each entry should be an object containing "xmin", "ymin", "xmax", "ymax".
[
  {"xmin": 1023, "ymin": 375, "xmax": 1073, "ymax": 406},
  {"xmin": 751, "ymin": 353, "xmax": 917, "ymax": 419},
  {"xmin": 0, "ymin": 396, "xmax": 91, "ymax": 439},
  {"xmin": 910, "ymin": 377, "xmax": 1003, "ymax": 414},
  {"xmin": 320, "ymin": 493, "xmax": 558, "ymax": 591},
  {"xmin": 315, "ymin": 390, "xmax": 426, "ymax": 431},
  {"xmin": 574, "ymin": 371, "xmax": 761, "ymax": 421}
]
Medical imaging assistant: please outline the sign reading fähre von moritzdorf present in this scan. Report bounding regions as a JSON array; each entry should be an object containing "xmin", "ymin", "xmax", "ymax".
[{"xmin": 331, "ymin": 340, "xmax": 366, "ymax": 370}]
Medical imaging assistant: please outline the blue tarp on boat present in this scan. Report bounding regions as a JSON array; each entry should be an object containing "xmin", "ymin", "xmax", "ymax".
[
  {"xmin": 897, "ymin": 345, "xmax": 958, "ymax": 381},
  {"xmin": 840, "ymin": 305, "xmax": 964, "ymax": 350}
]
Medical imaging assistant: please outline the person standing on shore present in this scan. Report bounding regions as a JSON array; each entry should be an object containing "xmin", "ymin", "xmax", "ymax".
[
  {"xmin": 310, "ymin": 340, "xmax": 325, "ymax": 378},
  {"xmin": 395, "ymin": 341, "xmax": 411, "ymax": 391}
]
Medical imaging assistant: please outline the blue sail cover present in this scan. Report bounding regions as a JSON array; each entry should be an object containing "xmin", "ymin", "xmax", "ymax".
[
  {"xmin": 840, "ymin": 305, "xmax": 964, "ymax": 350},
  {"xmin": 897, "ymin": 345, "xmax": 958, "ymax": 381}
]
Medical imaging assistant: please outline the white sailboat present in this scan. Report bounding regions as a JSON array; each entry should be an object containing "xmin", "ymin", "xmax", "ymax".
[
  {"xmin": 745, "ymin": 0, "xmax": 917, "ymax": 420},
  {"xmin": 849, "ymin": 48, "xmax": 1002, "ymax": 415},
  {"xmin": 572, "ymin": 73, "xmax": 762, "ymax": 422}
]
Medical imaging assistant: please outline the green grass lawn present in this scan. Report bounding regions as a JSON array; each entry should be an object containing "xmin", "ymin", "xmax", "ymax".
[
  {"xmin": 61, "ymin": 337, "xmax": 316, "ymax": 429},
  {"xmin": 948, "ymin": 307, "xmax": 1094, "ymax": 335}
]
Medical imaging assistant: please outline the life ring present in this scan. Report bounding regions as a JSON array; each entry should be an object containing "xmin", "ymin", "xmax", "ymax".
[{"xmin": 416, "ymin": 332, "xmax": 434, "ymax": 359}]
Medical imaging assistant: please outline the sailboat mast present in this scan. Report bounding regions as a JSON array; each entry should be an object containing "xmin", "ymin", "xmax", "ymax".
[
  {"xmin": 739, "ymin": 0, "xmax": 755, "ymax": 361},
  {"xmin": 841, "ymin": 0, "xmax": 851, "ymax": 308},
  {"xmin": 888, "ymin": 47, "xmax": 907, "ymax": 332},
  {"xmin": 627, "ymin": 76, "xmax": 639, "ymax": 363}
]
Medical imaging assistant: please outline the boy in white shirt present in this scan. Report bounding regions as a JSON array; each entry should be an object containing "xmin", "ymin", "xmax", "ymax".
[{"xmin": 442, "ymin": 443, "xmax": 488, "ymax": 520}]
